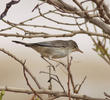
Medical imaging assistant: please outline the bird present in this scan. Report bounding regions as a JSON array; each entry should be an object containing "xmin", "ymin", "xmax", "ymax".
[
  {"xmin": 12, "ymin": 40, "xmax": 83, "ymax": 70},
  {"xmin": 12, "ymin": 40, "xmax": 83, "ymax": 59}
]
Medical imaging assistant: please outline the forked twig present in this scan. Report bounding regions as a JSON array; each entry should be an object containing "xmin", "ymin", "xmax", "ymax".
[
  {"xmin": 40, "ymin": 71, "xmax": 66, "ymax": 92},
  {"xmin": 76, "ymin": 76, "xmax": 87, "ymax": 93}
]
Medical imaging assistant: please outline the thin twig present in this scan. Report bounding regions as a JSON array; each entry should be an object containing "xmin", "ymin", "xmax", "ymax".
[
  {"xmin": 40, "ymin": 71, "xmax": 66, "ymax": 92},
  {"xmin": 2, "ymin": 19, "xmax": 47, "ymax": 35},
  {"xmin": 38, "ymin": 7, "xmax": 77, "ymax": 26},
  {"xmin": 67, "ymin": 55, "xmax": 71, "ymax": 100},
  {"xmin": 76, "ymin": 76, "xmax": 87, "ymax": 93},
  {"xmin": 0, "ymin": 0, "xmax": 21, "ymax": 19},
  {"xmin": 23, "ymin": 63, "xmax": 43, "ymax": 100},
  {"xmin": 0, "ymin": 48, "xmax": 41, "ymax": 89},
  {"xmin": 0, "ymin": 30, "xmax": 110, "ymax": 39},
  {"xmin": 0, "ymin": 10, "xmax": 56, "ymax": 32},
  {"xmin": 13, "ymin": 23, "xmax": 73, "ymax": 33},
  {"xmin": 48, "ymin": 65, "xmax": 52, "ymax": 98}
]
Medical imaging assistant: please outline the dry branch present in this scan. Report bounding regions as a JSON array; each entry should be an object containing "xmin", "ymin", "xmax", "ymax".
[
  {"xmin": 23, "ymin": 65, "xmax": 43, "ymax": 100},
  {"xmin": 0, "ymin": 48, "xmax": 41, "ymax": 89},
  {"xmin": 0, "ymin": 30, "xmax": 110, "ymax": 39},
  {"xmin": 0, "ymin": 86, "xmax": 109, "ymax": 100},
  {"xmin": 0, "ymin": 0, "xmax": 20, "ymax": 19},
  {"xmin": 43, "ymin": 0, "xmax": 110, "ymax": 35}
]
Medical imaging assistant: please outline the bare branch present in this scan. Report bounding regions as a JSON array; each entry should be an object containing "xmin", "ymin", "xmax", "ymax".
[
  {"xmin": 0, "ymin": 86, "xmax": 108, "ymax": 100},
  {"xmin": 2, "ymin": 19, "xmax": 47, "ymax": 35},
  {"xmin": 0, "ymin": 10, "xmax": 56, "ymax": 32},
  {"xmin": 0, "ymin": 86, "xmax": 32, "ymax": 94},
  {"xmin": 0, "ymin": 30, "xmax": 110, "ymax": 39},
  {"xmin": 76, "ymin": 76, "xmax": 87, "ymax": 93},
  {"xmin": 18, "ymin": 24, "xmax": 73, "ymax": 32},
  {"xmin": 38, "ymin": 7, "xmax": 78, "ymax": 26},
  {"xmin": 72, "ymin": 0, "xmax": 85, "ymax": 11},
  {"xmin": 92, "ymin": 0, "xmax": 110, "ymax": 24},
  {"xmin": 40, "ymin": 71, "xmax": 66, "ymax": 92},
  {"xmin": 67, "ymin": 55, "xmax": 71, "ymax": 100},
  {"xmin": 44, "ymin": 0, "xmax": 110, "ymax": 35},
  {"xmin": 104, "ymin": 92, "xmax": 110, "ymax": 98},
  {"xmin": 0, "ymin": 0, "xmax": 21, "ymax": 19},
  {"xmin": 23, "ymin": 65, "xmax": 44, "ymax": 100},
  {"xmin": 0, "ymin": 48, "xmax": 41, "ymax": 89}
]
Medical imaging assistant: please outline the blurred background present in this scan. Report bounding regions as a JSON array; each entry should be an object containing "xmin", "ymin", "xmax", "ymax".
[{"xmin": 0, "ymin": 0, "xmax": 110, "ymax": 100}]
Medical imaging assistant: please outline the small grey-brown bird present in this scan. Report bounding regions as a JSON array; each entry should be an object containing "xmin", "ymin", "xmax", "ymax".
[{"xmin": 12, "ymin": 40, "xmax": 83, "ymax": 59}]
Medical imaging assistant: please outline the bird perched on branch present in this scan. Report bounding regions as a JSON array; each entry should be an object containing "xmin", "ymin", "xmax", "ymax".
[{"xmin": 12, "ymin": 40, "xmax": 83, "ymax": 59}]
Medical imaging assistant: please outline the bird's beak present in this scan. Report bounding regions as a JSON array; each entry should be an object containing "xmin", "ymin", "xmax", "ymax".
[{"xmin": 77, "ymin": 48, "xmax": 83, "ymax": 53}]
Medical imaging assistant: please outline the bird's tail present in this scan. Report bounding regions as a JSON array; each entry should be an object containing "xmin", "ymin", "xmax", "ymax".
[{"xmin": 12, "ymin": 40, "xmax": 28, "ymax": 46}]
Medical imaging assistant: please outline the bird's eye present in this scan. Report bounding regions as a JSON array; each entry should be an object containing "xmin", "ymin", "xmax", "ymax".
[{"xmin": 74, "ymin": 44, "xmax": 78, "ymax": 48}]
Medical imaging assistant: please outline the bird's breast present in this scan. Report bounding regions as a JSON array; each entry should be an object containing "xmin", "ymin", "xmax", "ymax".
[
  {"xmin": 49, "ymin": 48, "xmax": 72, "ymax": 59},
  {"xmin": 31, "ymin": 46, "xmax": 72, "ymax": 59}
]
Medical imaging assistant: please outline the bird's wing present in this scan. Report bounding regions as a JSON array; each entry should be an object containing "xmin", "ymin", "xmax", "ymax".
[{"xmin": 30, "ymin": 40, "xmax": 68, "ymax": 48}]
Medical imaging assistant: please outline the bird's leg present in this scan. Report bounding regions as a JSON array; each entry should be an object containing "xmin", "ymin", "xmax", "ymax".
[
  {"xmin": 49, "ymin": 58, "xmax": 67, "ymax": 68},
  {"xmin": 41, "ymin": 56, "xmax": 55, "ymax": 71}
]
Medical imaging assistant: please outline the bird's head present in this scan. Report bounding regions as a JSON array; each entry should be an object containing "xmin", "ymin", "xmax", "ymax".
[{"xmin": 68, "ymin": 40, "xmax": 83, "ymax": 53}]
